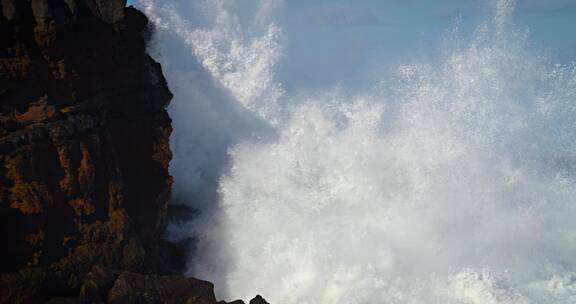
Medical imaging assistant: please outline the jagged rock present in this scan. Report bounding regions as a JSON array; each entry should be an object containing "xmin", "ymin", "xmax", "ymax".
[
  {"xmin": 85, "ymin": 0, "xmax": 126, "ymax": 24},
  {"xmin": 0, "ymin": 267, "xmax": 47, "ymax": 303},
  {"xmin": 108, "ymin": 272, "xmax": 217, "ymax": 304},
  {"xmin": 0, "ymin": 0, "xmax": 175, "ymax": 302},
  {"xmin": 0, "ymin": 1, "xmax": 271, "ymax": 303},
  {"xmin": 249, "ymin": 295, "xmax": 270, "ymax": 304},
  {"xmin": 79, "ymin": 265, "xmax": 115, "ymax": 302}
]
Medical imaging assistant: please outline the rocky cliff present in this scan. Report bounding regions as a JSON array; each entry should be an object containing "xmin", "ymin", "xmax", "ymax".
[{"xmin": 0, "ymin": 1, "xmax": 266, "ymax": 303}]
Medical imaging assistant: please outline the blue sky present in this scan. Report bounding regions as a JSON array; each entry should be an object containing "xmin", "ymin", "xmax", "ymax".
[
  {"xmin": 130, "ymin": 0, "xmax": 576, "ymax": 91},
  {"xmin": 280, "ymin": 0, "xmax": 576, "ymax": 90}
]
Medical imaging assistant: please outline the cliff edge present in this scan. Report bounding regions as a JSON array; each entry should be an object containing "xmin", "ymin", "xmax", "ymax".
[{"xmin": 0, "ymin": 1, "xmax": 264, "ymax": 303}]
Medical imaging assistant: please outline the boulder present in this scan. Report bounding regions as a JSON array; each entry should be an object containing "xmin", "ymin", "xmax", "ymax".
[{"xmin": 108, "ymin": 272, "xmax": 217, "ymax": 304}]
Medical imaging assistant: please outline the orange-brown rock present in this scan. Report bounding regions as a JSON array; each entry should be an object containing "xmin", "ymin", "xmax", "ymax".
[
  {"xmin": 0, "ymin": 1, "xmax": 272, "ymax": 303},
  {"xmin": 0, "ymin": 0, "xmax": 176, "ymax": 302},
  {"xmin": 108, "ymin": 272, "xmax": 218, "ymax": 304}
]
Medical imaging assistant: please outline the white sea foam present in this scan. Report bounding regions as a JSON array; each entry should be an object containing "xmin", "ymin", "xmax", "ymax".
[{"xmin": 142, "ymin": 0, "xmax": 576, "ymax": 302}]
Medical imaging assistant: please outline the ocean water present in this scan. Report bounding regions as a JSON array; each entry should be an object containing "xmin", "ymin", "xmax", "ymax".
[{"xmin": 140, "ymin": 0, "xmax": 576, "ymax": 303}]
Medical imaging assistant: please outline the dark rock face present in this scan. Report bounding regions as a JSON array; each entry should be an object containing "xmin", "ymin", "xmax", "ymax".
[
  {"xmin": 108, "ymin": 272, "xmax": 217, "ymax": 304},
  {"xmin": 249, "ymin": 296, "xmax": 270, "ymax": 304},
  {"xmin": 0, "ymin": 0, "xmax": 172, "ymax": 273},
  {"xmin": 0, "ymin": 1, "xmax": 269, "ymax": 303},
  {"xmin": 0, "ymin": 0, "xmax": 175, "ymax": 301}
]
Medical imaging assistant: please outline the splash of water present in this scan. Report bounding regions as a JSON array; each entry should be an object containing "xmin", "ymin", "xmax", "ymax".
[
  {"xmin": 141, "ymin": 0, "xmax": 284, "ymax": 121},
  {"xmin": 143, "ymin": 0, "xmax": 576, "ymax": 303}
]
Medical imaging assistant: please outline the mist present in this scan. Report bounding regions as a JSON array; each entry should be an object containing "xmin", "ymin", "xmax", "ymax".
[{"xmin": 140, "ymin": 0, "xmax": 576, "ymax": 303}]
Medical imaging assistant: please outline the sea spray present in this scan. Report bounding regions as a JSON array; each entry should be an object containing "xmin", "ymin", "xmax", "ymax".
[
  {"xmin": 143, "ymin": 0, "xmax": 576, "ymax": 303},
  {"xmin": 139, "ymin": 0, "xmax": 282, "ymax": 229}
]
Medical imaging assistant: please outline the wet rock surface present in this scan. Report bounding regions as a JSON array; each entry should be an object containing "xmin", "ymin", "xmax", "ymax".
[{"xmin": 0, "ymin": 1, "xmax": 268, "ymax": 303}]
